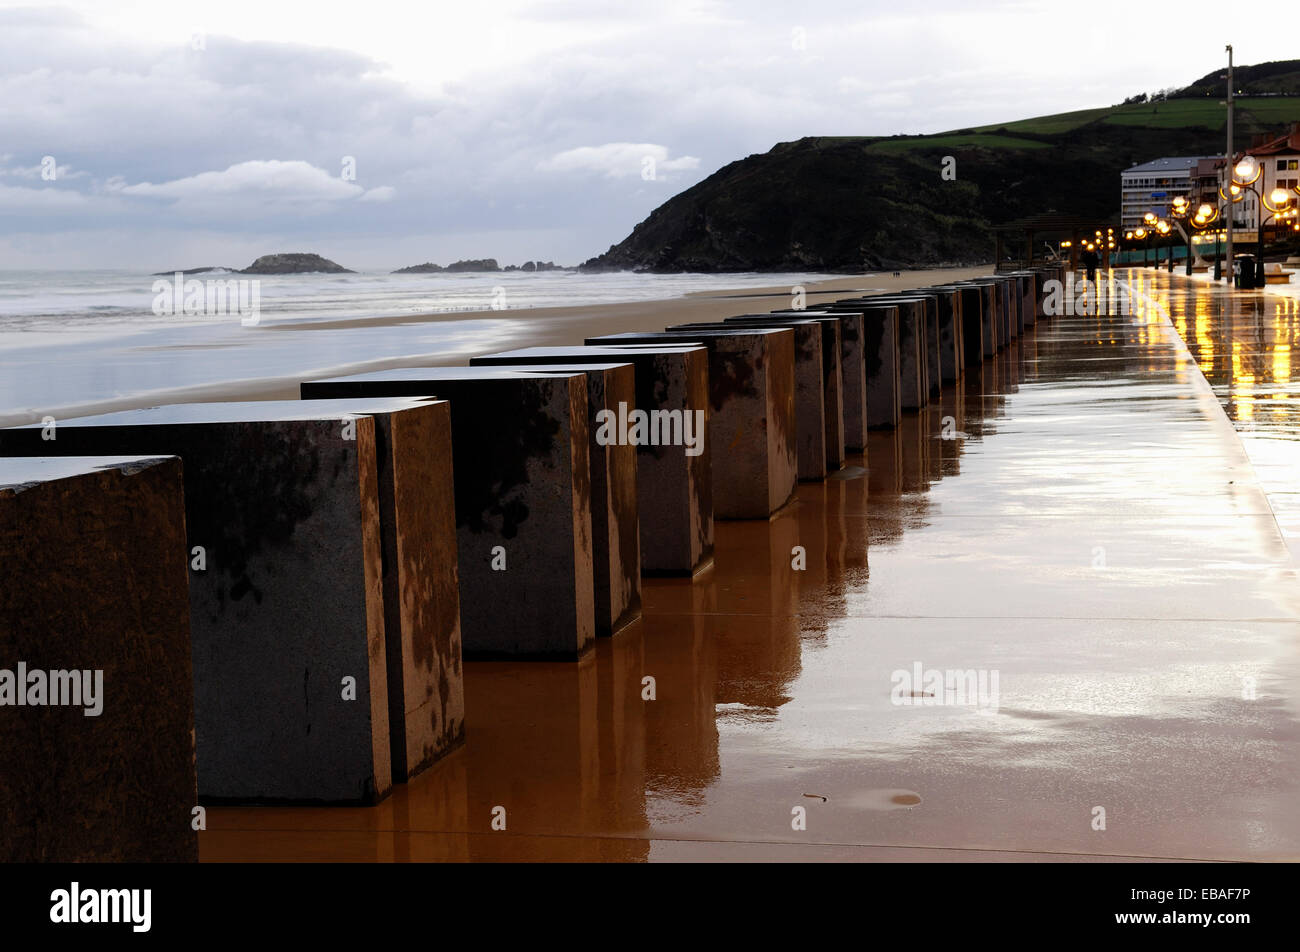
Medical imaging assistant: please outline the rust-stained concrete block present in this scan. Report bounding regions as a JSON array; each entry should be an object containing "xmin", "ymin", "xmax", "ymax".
[
  {"xmin": 672, "ymin": 316, "xmax": 837, "ymax": 479},
  {"xmin": 848, "ymin": 297, "xmax": 925, "ymax": 411},
  {"xmin": 303, "ymin": 369, "xmax": 595, "ymax": 661},
  {"xmin": 0, "ymin": 456, "xmax": 197, "ymax": 861},
  {"xmin": 773, "ymin": 309, "xmax": 867, "ymax": 452},
  {"xmin": 471, "ymin": 345, "xmax": 711, "ymax": 576},
  {"xmin": 586, "ymin": 329, "xmax": 796, "ymax": 519},
  {"xmin": 281, "ymin": 398, "xmax": 463, "ymax": 783},
  {"xmin": 1, "ymin": 403, "xmax": 404, "ymax": 804},
  {"xmin": 467, "ymin": 359, "xmax": 642, "ymax": 636},
  {"xmin": 829, "ymin": 301, "xmax": 901, "ymax": 429},
  {"xmin": 865, "ymin": 294, "xmax": 939, "ymax": 403},
  {"xmin": 732, "ymin": 312, "xmax": 849, "ymax": 469}
]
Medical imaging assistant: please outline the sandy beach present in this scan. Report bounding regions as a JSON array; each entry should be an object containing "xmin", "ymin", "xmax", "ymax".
[{"xmin": 6, "ymin": 266, "xmax": 990, "ymax": 427}]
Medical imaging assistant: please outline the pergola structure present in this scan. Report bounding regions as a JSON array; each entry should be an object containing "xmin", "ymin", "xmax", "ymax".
[{"xmin": 993, "ymin": 212, "xmax": 1116, "ymax": 272}]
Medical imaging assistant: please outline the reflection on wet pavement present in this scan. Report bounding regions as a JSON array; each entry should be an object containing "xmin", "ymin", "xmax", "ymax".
[
  {"xmin": 201, "ymin": 270, "xmax": 1300, "ymax": 862},
  {"xmin": 1148, "ymin": 271, "xmax": 1300, "ymax": 559}
]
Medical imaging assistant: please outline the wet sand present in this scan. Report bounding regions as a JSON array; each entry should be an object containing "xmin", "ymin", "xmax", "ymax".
[{"xmin": 200, "ymin": 267, "xmax": 1300, "ymax": 862}]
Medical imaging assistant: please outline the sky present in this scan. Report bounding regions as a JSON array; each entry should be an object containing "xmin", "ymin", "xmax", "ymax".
[{"xmin": 0, "ymin": 0, "xmax": 1293, "ymax": 271}]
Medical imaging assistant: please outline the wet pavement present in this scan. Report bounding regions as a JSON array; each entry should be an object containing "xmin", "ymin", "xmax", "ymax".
[
  {"xmin": 1161, "ymin": 270, "xmax": 1300, "ymax": 560},
  {"xmin": 201, "ymin": 269, "xmax": 1300, "ymax": 862}
]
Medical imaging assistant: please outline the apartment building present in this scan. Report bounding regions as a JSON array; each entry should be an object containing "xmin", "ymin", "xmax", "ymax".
[{"xmin": 1120, "ymin": 155, "xmax": 1219, "ymax": 230}]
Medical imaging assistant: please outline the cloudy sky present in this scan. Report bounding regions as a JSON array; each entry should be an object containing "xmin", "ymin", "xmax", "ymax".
[{"xmin": 0, "ymin": 0, "xmax": 1292, "ymax": 271}]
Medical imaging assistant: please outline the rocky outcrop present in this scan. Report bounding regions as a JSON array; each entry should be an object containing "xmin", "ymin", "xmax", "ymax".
[
  {"xmin": 240, "ymin": 253, "xmax": 352, "ymax": 274},
  {"xmin": 393, "ymin": 259, "xmax": 504, "ymax": 274},
  {"xmin": 445, "ymin": 259, "xmax": 501, "ymax": 272}
]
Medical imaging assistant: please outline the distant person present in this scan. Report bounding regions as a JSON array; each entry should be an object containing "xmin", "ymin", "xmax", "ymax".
[{"xmin": 1081, "ymin": 248, "xmax": 1099, "ymax": 282}]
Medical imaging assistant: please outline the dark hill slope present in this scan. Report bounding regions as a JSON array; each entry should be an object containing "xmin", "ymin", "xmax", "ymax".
[{"xmin": 583, "ymin": 83, "xmax": 1300, "ymax": 272}]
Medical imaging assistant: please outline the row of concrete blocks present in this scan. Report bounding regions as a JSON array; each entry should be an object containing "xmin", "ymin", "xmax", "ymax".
[{"xmin": 0, "ymin": 265, "xmax": 1063, "ymax": 858}]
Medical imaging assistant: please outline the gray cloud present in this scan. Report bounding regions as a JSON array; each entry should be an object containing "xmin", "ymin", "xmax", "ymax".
[{"xmin": 0, "ymin": 1, "xmax": 1292, "ymax": 270}]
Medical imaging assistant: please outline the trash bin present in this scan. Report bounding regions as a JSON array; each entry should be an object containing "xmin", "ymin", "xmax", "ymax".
[{"xmin": 1234, "ymin": 255, "xmax": 1257, "ymax": 289}]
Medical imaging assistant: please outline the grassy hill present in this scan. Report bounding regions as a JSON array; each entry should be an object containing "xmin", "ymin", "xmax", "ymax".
[
  {"xmin": 974, "ymin": 96, "xmax": 1300, "ymax": 135},
  {"xmin": 581, "ymin": 65, "xmax": 1300, "ymax": 272}
]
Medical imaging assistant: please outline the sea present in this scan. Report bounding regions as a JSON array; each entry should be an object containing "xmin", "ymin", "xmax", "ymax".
[{"xmin": 0, "ymin": 269, "xmax": 841, "ymax": 425}]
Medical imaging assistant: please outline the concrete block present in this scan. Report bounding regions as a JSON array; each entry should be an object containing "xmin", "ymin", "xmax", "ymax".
[
  {"xmin": 957, "ymin": 280, "xmax": 1001, "ymax": 355},
  {"xmin": 911, "ymin": 287, "xmax": 964, "ymax": 383},
  {"xmin": 950, "ymin": 284, "xmax": 988, "ymax": 368},
  {"xmin": 0, "ymin": 456, "xmax": 197, "ymax": 861},
  {"xmin": 872, "ymin": 294, "xmax": 940, "ymax": 400},
  {"xmin": 303, "ymin": 369, "xmax": 594, "ymax": 661},
  {"xmin": 673, "ymin": 316, "xmax": 836, "ymax": 479},
  {"xmin": 997, "ymin": 276, "xmax": 1016, "ymax": 342},
  {"xmin": 586, "ymin": 329, "xmax": 797, "ymax": 520},
  {"xmin": 828, "ymin": 301, "xmax": 901, "ymax": 428},
  {"xmin": 464, "ymin": 361, "xmax": 641, "ymax": 636},
  {"xmin": 1, "ymin": 403, "xmax": 402, "ymax": 804},
  {"xmin": 850, "ymin": 297, "xmax": 926, "ymax": 411},
  {"xmin": 1004, "ymin": 273, "xmax": 1033, "ymax": 334},
  {"xmin": 1027, "ymin": 268, "xmax": 1056, "ymax": 325},
  {"xmin": 470, "ymin": 345, "xmax": 711, "ymax": 576},
  {"xmin": 773, "ymin": 309, "xmax": 867, "ymax": 451},
  {"xmin": 753, "ymin": 311, "xmax": 850, "ymax": 464},
  {"xmin": 276, "ymin": 398, "xmax": 463, "ymax": 783}
]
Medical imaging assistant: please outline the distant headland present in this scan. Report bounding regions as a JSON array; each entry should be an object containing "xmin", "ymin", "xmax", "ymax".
[{"xmin": 154, "ymin": 254, "xmax": 570, "ymax": 276}]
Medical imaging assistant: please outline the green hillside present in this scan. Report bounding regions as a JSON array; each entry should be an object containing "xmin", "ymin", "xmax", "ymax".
[{"xmin": 975, "ymin": 96, "xmax": 1300, "ymax": 135}]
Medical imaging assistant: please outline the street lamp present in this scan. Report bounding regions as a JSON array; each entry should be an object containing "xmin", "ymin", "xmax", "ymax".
[
  {"xmin": 1169, "ymin": 197, "xmax": 1198, "ymax": 273},
  {"xmin": 1133, "ymin": 226, "xmax": 1151, "ymax": 266}
]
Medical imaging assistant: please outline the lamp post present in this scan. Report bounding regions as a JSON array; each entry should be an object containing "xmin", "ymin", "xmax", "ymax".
[
  {"xmin": 1187, "ymin": 200, "xmax": 1230, "ymax": 279},
  {"xmin": 1132, "ymin": 226, "xmax": 1150, "ymax": 266},
  {"xmin": 1170, "ymin": 196, "xmax": 1195, "ymax": 274},
  {"xmin": 1224, "ymin": 44, "xmax": 1234, "ymax": 284}
]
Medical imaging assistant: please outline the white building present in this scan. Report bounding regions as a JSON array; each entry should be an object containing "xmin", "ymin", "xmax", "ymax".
[{"xmin": 1120, "ymin": 156, "xmax": 1219, "ymax": 231}]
